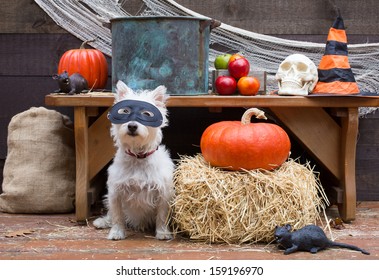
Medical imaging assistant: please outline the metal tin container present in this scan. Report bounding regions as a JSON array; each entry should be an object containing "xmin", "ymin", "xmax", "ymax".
[{"xmin": 111, "ymin": 16, "xmax": 214, "ymax": 95}]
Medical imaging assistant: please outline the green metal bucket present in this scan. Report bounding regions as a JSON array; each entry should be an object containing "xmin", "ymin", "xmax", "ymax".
[{"xmin": 111, "ymin": 16, "xmax": 217, "ymax": 95}]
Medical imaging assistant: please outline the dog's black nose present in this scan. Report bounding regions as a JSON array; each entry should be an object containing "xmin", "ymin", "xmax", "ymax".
[{"xmin": 128, "ymin": 123, "xmax": 138, "ymax": 133}]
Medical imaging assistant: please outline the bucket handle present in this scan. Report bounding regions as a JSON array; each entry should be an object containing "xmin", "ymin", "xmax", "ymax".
[{"xmin": 199, "ymin": 19, "xmax": 221, "ymax": 33}]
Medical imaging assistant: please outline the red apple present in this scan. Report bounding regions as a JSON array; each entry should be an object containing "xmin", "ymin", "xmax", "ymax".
[
  {"xmin": 228, "ymin": 58, "xmax": 250, "ymax": 79},
  {"xmin": 215, "ymin": 76, "xmax": 237, "ymax": 95}
]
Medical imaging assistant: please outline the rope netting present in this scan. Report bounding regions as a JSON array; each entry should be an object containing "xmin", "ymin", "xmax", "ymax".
[{"xmin": 35, "ymin": 0, "xmax": 379, "ymax": 115}]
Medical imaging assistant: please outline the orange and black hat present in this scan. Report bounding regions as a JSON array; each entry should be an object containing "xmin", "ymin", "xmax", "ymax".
[{"xmin": 312, "ymin": 16, "xmax": 359, "ymax": 95}]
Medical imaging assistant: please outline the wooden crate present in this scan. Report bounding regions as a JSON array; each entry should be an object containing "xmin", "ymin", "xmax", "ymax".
[{"xmin": 211, "ymin": 69, "xmax": 267, "ymax": 95}]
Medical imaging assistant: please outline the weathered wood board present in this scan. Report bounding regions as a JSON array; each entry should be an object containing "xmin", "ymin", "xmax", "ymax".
[{"xmin": 1, "ymin": 0, "xmax": 379, "ymax": 199}]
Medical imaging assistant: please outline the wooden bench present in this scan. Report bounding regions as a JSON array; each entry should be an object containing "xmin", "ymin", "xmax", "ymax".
[{"xmin": 45, "ymin": 93, "xmax": 379, "ymax": 223}]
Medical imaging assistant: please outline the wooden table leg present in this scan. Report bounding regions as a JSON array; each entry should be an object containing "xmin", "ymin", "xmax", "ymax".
[
  {"xmin": 338, "ymin": 107, "xmax": 359, "ymax": 222},
  {"xmin": 74, "ymin": 107, "xmax": 89, "ymax": 223},
  {"xmin": 73, "ymin": 108, "xmax": 115, "ymax": 222}
]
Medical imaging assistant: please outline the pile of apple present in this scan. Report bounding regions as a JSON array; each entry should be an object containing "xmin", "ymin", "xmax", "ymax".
[{"xmin": 214, "ymin": 53, "xmax": 260, "ymax": 96}]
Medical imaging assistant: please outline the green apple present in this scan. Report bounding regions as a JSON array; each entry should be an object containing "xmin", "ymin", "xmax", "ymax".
[{"xmin": 214, "ymin": 53, "xmax": 232, "ymax": 69}]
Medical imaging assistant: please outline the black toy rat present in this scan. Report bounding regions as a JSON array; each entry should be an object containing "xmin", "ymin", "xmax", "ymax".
[
  {"xmin": 274, "ymin": 224, "xmax": 370, "ymax": 255},
  {"xmin": 52, "ymin": 70, "xmax": 88, "ymax": 95}
]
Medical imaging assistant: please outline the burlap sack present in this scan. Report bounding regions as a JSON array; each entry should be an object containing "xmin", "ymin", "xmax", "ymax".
[{"xmin": 0, "ymin": 107, "xmax": 75, "ymax": 213}]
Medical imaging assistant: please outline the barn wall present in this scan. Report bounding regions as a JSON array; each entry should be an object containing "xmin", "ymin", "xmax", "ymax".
[
  {"xmin": 176, "ymin": 0, "xmax": 379, "ymax": 36},
  {"xmin": 1, "ymin": 0, "xmax": 379, "ymax": 200}
]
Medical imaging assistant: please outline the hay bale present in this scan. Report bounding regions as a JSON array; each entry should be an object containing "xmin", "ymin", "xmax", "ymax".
[{"xmin": 172, "ymin": 154, "xmax": 328, "ymax": 244}]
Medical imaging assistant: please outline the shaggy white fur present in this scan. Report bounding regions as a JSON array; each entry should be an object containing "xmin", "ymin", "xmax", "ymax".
[{"xmin": 93, "ymin": 81, "xmax": 174, "ymax": 240}]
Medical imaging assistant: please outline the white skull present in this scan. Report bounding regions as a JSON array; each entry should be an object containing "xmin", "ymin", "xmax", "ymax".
[{"xmin": 275, "ymin": 54, "xmax": 318, "ymax": 96}]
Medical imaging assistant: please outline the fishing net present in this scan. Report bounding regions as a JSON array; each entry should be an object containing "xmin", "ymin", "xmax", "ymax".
[{"xmin": 34, "ymin": 0, "xmax": 379, "ymax": 115}]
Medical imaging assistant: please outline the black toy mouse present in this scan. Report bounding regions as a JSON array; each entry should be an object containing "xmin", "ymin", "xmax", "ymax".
[
  {"xmin": 274, "ymin": 224, "xmax": 370, "ymax": 255},
  {"xmin": 52, "ymin": 70, "xmax": 88, "ymax": 95}
]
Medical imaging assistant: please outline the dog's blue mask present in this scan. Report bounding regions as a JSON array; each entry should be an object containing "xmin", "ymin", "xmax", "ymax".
[{"xmin": 107, "ymin": 100, "xmax": 163, "ymax": 127}]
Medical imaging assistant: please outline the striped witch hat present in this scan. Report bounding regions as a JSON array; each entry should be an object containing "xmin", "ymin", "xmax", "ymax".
[{"xmin": 312, "ymin": 16, "xmax": 359, "ymax": 95}]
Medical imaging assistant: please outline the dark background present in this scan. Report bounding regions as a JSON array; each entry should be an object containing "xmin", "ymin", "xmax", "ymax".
[{"xmin": 1, "ymin": 0, "xmax": 379, "ymax": 200}]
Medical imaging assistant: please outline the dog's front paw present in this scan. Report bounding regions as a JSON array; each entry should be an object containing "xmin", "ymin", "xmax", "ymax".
[
  {"xmin": 93, "ymin": 216, "xmax": 111, "ymax": 229},
  {"xmin": 108, "ymin": 224, "xmax": 126, "ymax": 240},
  {"xmin": 155, "ymin": 229, "xmax": 173, "ymax": 240}
]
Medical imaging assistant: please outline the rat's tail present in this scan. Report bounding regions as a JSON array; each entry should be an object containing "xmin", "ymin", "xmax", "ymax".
[{"xmin": 330, "ymin": 241, "xmax": 370, "ymax": 255}]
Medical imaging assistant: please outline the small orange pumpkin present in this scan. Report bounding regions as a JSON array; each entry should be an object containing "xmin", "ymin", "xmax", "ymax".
[
  {"xmin": 200, "ymin": 108, "xmax": 291, "ymax": 171},
  {"xmin": 58, "ymin": 40, "xmax": 108, "ymax": 89}
]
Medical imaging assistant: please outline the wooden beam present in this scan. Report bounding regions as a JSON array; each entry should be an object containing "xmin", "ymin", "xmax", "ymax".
[
  {"xmin": 88, "ymin": 109, "xmax": 115, "ymax": 181},
  {"xmin": 45, "ymin": 94, "xmax": 379, "ymax": 108},
  {"xmin": 270, "ymin": 107, "xmax": 341, "ymax": 180}
]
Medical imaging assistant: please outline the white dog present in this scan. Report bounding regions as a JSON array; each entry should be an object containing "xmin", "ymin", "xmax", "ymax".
[{"xmin": 93, "ymin": 81, "xmax": 175, "ymax": 240}]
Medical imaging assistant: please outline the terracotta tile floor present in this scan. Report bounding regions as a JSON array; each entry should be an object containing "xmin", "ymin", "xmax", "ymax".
[{"xmin": 0, "ymin": 201, "xmax": 378, "ymax": 260}]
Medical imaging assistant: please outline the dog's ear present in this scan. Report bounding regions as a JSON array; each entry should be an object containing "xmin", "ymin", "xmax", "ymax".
[
  {"xmin": 151, "ymin": 85, "xmax": 169, "ymax": 107},
  {"xmin": 115, "ymin": 80, "xmax": 134, "ymax": 102}
]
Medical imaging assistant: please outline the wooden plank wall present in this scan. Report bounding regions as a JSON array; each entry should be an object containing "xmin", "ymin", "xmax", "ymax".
[{"xmin": 1, "ymin": 0, "xmax": 379, "ymax": 200}]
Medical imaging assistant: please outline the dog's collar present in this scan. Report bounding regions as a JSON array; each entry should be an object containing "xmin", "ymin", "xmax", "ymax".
[{"xmin": 125, "ymin": 147, "xmax": 158, "ymax": 159}]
